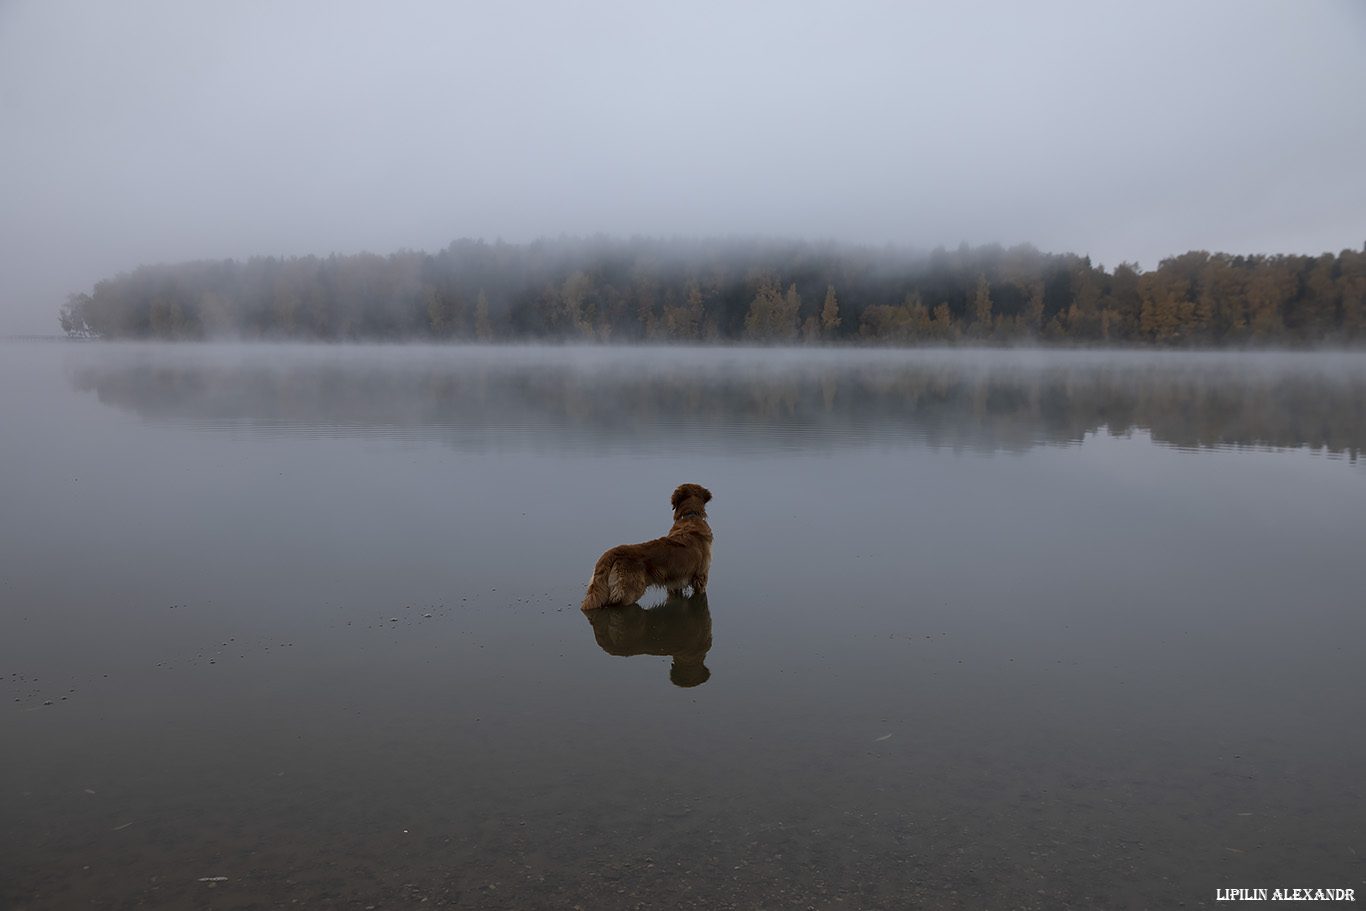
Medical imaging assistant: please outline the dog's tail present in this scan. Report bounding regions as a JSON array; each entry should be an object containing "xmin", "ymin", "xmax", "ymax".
[{"xmin": 580, "ymin": 553, "xmax": 616, "ymax": 611}]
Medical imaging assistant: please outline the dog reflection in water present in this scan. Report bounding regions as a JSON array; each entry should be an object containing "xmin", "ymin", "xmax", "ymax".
[{"xmin": 586, "ymin": 593, "xmax": 713, "ymax": 687}]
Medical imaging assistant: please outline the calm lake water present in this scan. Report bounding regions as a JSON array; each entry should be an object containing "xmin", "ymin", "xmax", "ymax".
[{"xmin": 2, "ymin": 341, "xmax": 1363, "ymax": 910}]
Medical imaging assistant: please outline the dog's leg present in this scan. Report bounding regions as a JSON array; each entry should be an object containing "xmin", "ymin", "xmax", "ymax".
[
  {"xmin": 617, "ymin": 575, "xmax": 648, "ymax": 605},
  {"xmin": 609, "ymin": 561, "xmax": 648, "ymax": 606},
  {"xmin": 689, "ymin": 572, "xmax": 707, "ymax": 595}
]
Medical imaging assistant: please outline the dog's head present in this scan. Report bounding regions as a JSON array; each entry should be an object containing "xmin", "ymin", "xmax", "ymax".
[{"xmin": 671, "ymin": 483, "xmax": 712, "ymax": 519}]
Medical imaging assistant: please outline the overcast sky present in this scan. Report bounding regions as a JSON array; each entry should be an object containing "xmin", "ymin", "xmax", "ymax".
[{"xmin": 2, "ymin": 0, "xmax": 1363, "ymax": 334}]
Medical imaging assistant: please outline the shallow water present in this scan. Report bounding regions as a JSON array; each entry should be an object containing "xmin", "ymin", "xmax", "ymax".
[{"xmin": 2, "ymin": 342, "xmax": 1364, "ymax": 909}]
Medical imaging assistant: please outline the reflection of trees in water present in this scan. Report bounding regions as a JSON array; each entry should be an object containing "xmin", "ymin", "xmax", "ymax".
[{"xmin": 68, "ymin": 350, "xmax": 1366, "ymax": 458}]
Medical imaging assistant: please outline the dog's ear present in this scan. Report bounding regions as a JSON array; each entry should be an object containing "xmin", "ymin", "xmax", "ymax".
[
  {"xmin": 697, "ymin": 485, "xmax": 712, "ymax": 504},
  {"xmin": 671, "ymin": 486, "xmax": 687, "ymax": 510}
]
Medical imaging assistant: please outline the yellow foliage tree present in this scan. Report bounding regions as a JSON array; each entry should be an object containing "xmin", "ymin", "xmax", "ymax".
[
  {"xmin": 821, "ymin": 284, "xmax": 842, "ymax": 337},
  {"xmin": 744, "ymin": 282, "xmax": 782, "ymax": 341}
]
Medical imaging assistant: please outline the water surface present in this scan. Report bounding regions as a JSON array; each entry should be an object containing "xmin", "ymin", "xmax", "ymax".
[{"xmin": 2, "ymin": 342, "xmax": 1363, "ymax": 909}]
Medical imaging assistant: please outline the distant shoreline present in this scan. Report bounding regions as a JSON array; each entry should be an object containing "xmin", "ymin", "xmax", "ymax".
[
  {"xmin": 52, "ymin": 238, "xmax": 1366, "ymax": 347},
  {"xmin": 9, "ymin": 336, "xmax": 1365, "ymax": 355}
]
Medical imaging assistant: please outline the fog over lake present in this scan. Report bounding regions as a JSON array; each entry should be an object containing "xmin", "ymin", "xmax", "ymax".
[{"xmin": 3, "ymin": 341, "xmax": 1363, "ymax": 909}]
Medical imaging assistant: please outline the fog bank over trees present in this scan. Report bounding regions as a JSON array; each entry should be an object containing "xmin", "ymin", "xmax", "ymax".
[{"xmin": 59, "ymin": 237, "xmax": 1366, "ymax": 346}]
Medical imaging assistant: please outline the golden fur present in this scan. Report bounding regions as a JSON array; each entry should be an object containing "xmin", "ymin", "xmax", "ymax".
[{"xmin": 580, "ymin": 483, "xmax": 713, "ymax": 611}]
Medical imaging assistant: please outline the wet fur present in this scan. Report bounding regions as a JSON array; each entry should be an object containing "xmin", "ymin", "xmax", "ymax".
[{"xmin": 580, "ymin": 484, "xmax": 713, "ymax": 611}]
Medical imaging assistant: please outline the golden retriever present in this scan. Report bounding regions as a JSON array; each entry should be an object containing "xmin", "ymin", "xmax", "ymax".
[{"xmin": 580, "ymin": 483, "xmax": 712, "ymax": 611}]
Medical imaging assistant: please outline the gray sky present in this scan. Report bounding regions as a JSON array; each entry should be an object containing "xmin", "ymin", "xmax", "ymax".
[{"xmin": 2, "ymin": 0, "xmax": 1364, "ymax": 334}]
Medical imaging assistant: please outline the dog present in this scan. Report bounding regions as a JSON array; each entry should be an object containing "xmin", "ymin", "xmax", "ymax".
[{"xmin": 580, "ymin": 483, "xmax": 712, "ymax": 611}]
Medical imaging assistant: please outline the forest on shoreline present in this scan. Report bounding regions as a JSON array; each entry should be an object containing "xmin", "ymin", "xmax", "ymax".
[{"xmin": 58, "ymin": 237, "xmax": 1366, "ymax": 346}]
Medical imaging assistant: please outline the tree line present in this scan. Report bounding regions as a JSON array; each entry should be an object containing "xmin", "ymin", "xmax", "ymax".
[{"xmin": 58, "ymin": 236, "xmax": 1366, "ymax": 345}]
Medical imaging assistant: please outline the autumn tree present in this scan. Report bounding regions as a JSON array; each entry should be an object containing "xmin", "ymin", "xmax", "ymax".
[
  {"xmin": 634, "ymin": 274, "xmax": 660, "ymax": 340},
  {"xmin": 1101, "ymin": 262, "xmax": 1143, "ymax": 341},
  {"xmin": 821, "ymin": 284, "xmax": 842, "ymax": 338},
  {"xmin": 426, "ymin": 288, "xmax": 462, "ymax": 336},
  {"xmin": 970, "ymin": 274, "xmax": 993, "ymax": 338},
  {"xmin": 1065, "ymin": 259, "xmax": 1102, "ymax": 340},
  {"xmin": 744, "ymin": 282, "xmax": 783, "ymax": 341},
  {"xmin": 562, "ymin": 271, "xmax": 595, "ymax": 338},
  {"xmin": 1244, "ymin": 255, "xmax": 1296, "ymax": 340},
  {"xmin": 1198, "ymin": 254, "xmax": 1244, "ymax": 341},
  {"xmin": 1337, "ymin": 249, "xmax": 1366, "ymax": 339},
  {"xmin": 929, "ymin": 301, "xmax": 957, "ymax": 340},
  {"xmin": 1137, "ymin": 268, "xmax": 1193, "ymax": 342},
  {"xmin": 475, "ymin": 290, "xmax": 493, "ymax": 340},
  {"xmin": 860, "ymin": 304, "xmax": 905, "ymax": 341},
  {"xmin": 662, "ymin": 283, "xmax": 705, "ymax": 340},
  {"xmin": 775, "ymin": 284, "xmax": 802, "ymax": 340},
  {"xmin": 1297, "ymin": 253, "xmax": 1337, "ymax": 339},
  {"xmin": 1021, "ymin": 281, "xmax": 1045, "ymax": 337}
]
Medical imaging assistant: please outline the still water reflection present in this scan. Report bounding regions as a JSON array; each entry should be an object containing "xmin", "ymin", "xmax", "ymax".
[
  {"xmin": 587, "ymin": 594, "xmax": 713, "ymax": 688},
  {"xmin": 2, "ymin": 342, "xmax": 1363, "ymax": 910},
  {"xmin": 65, "ymin": 343, "xmax": 1366, "ymax": 455}
]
